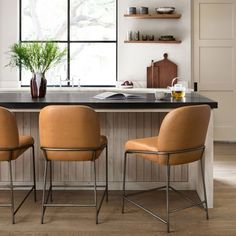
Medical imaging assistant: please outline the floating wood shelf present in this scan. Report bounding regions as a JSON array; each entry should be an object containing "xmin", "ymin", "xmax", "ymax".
[
  {"xmin": 124, "ymin": 40, "xmax": 182, "ymax": 44},
  {"xmin": 124, "ymin": 13, "xmax": 181, "ymax": 19}
]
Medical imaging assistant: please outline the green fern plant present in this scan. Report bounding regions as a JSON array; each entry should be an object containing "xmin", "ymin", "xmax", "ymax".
[{"xmin": 7, "ymin": 42, "xmax": 66, "ymax": 75}]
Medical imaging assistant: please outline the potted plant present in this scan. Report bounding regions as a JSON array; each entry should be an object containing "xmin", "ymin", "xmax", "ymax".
[{"xmin": 7, "ymin": 42, "xmax": 66, "ymax": 98}]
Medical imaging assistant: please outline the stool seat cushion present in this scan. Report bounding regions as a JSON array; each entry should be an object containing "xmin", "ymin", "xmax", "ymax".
[
  {"xmin": 45, "ymin": 135, "xmax": 107, "ymax": 161},
  {"xmin": 125, "ymin": 136, "xmax": 203, "ymax": 166},
  {"xmin": 125, "ymin": 136, "xmax": 158, "ymax": 152},
  {"xmin": 125, "ymin": 136, "xmax": 160, "ymax": 163},
  {"xmin": 0, "ymin": 135, "xmax": 34, "ymax": 161}
]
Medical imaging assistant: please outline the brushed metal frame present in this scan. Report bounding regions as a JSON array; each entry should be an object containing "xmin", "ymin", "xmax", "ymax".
[
  {"xmin": 0, "ymin": 144, "xmax": 37, "ymax": 224},
  {"xmin": 122, "ymin": 146, "xmax": 209, "ymax": 233},
  {"xmin": 40, "ymin": 144, "xmax": 108, "ymax": 224}
]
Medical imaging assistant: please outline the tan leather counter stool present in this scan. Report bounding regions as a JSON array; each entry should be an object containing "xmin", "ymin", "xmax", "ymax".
[
  {"xmin": 122, "ymin": 105, "xmax": 211, "ymax": 233},
  {"xmin": 39, "ymin": 105, "xmax": 108, "ymax": 224},
  {"xmin": 0, "ymin": 107, "xmax": 36, "ymax": 224}
]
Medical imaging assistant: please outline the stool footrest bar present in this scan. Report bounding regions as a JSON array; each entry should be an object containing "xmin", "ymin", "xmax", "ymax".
[
  {"xmin": 44, "ymin": 204, "xmax": 96, "ymax": 207},
  {"xmin": 170, "ymin": 201, "xmax": 206, "ymax": 214},
  {"xmin": 14, "ymin": 187, "xmax": 34, "ymax": 215},
  {"xmin": 97, "ymin": 188, "xmax": 107, "ymax": 214},
  {"xmin": 0, "ymin": 204, "xmax": 12, "ymax": 207},
  {"xmin": 123, "ymin": 196, "xmax": 167, "ymax": 224},
  {"xmin": 0, "ymin": 184, "xmax": 35, "ymax": 189},
  {"xmin": 169, "ymin": 186, "xmax": 205, "ymax": 210},
  {"xmin": 0, "ymin": 187, "xmax": 34, "ymax": 214},
  {"xmin": 125, "ymin": 185, "xmax": 166, "ymax": 198},
  {"xmin": 49, "ymin": 185, "xmax": 106, "ymax": 189}
]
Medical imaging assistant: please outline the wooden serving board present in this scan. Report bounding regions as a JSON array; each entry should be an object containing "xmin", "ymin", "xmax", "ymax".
[
  {"xmin": 147, "ymin": 53, "xmax": 177, "ymax": 88},
  {"xmin": 147, "ymin": 65, "xmax": 159, "ymax": 88}
]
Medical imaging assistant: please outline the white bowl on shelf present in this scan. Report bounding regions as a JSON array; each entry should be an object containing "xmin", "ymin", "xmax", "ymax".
[{"xmin": 156, "ymin": 7, "xmax": 175, "ymax": 14}]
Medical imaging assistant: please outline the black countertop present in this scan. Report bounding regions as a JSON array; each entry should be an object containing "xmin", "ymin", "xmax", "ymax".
[{"xmin": 0, "ymin": 91, "xmax": 218, "ymax": 110}]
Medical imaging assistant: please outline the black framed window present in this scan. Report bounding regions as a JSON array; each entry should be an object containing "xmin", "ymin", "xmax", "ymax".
[{"xmin": 20, "ymin": 0, "xmax": 117, "ymax": 87}]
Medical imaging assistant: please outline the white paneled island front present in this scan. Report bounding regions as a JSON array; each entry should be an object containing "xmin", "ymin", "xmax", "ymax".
[{"xmin": 0, "ymin": 91, "xmax": 217, "ymax": 208}]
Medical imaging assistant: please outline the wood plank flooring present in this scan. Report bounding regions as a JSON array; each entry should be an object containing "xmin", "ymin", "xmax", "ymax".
[{"xmin": 0, "ymin": 143, "xmax": 235, "ymax": 236}]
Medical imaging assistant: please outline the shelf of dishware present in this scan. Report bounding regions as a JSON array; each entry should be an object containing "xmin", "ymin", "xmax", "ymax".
[
  {"xmin": 124, "ymin": 13, "xmax": 182, "ymax": 19},
  {"xmin": 124, "ymin": 40, "xmax": 182, "ymax": 44}
]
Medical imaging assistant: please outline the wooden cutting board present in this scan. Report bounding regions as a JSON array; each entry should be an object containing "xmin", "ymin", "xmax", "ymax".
[{"xmin": 147, "ymin": 53, "xmax": 177, "ymax": 88}]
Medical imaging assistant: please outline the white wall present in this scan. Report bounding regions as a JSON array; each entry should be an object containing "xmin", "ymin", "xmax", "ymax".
[
  {"xmin": 0, "ymin": 0, "xmax": 19, "ymax": 88},
  {"xmin": 118, "ymin": 0, "xmax": 192, "ymax": 87},
  {"xmin": 0, "ymin": 0, "xmax": 191, "ymax": 88}
]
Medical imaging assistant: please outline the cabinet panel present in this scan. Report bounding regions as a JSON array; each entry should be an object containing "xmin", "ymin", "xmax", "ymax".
[
  {"xmin": 199, "ymin": 46, "xmax": 233, "ymax": 90},
  {"xmin": 194, "ymin": 0, "xmax": 236, "ymax": 141},
  {"xmin": 200, "ymin": 3, "xmax": 233, "ymax": 40}
]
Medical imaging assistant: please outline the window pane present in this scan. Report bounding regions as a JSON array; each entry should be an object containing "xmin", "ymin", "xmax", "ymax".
[
  {"xmin": 20, "ymin": 0, "xmax": 117, "ymax": 87},
  {"xmin": 21, "ymin": 43, "xmax": 67, "ymax": 86},
  {"xmin": 70, "ymin": 0, "xmax": 116, "ymax": 41},
  {"xmin": 22, "ymin": 0, "xmax": 67, "ymax": 40},
  {"xmin": 71, "ymin": 43, "xmax": 116, "ymax": 86}
]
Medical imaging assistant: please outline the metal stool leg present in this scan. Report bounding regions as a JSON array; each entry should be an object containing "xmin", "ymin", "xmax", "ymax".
[
  {"xmin": 105, "ymin": 145, "xmax": 108, "ymax": 202},
  {"xmin": 200, "ymin": 158, "xmax": 209, "ymax": 220},
  {"xmin": 166, "ymin": 163, "xmax": 170, "ymax": 233},
  {"xmin": 122, "ymin": 152, "xmax": 127, "ymax": 214},
  {"xmin": 32, "ymin": 145, "xmax": 37, "ymax": 202},
  {"xmin": 49, "ymin": 161, "xmax": 53, "ymax": 202},
  {"xmin": 41, "ymin": 160, "xmax": 48, "ymax": 224},
  {"xmin": 9, "ymin": 161, "xmax": 15, "ymax": 224},
  {"xmin": 93, "ymin": 160, "xmax": 98, "ymax": 224}
]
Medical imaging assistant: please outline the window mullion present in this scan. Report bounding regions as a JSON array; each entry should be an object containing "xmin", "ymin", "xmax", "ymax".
[
  {"xmin": 19, "ymin": 0, "xmax": 117, "ymax": 87},
  {"xmin": 67, "ymin": 0, "xmax": 71, "ymax": 86}
]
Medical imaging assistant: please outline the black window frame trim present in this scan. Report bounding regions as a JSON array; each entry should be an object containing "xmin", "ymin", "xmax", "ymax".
[{"xmin": 19, "ymin": 0, "xmax": 118, "ymax": 87}]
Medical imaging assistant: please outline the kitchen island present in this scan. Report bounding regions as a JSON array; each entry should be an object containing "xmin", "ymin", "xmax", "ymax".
[{"xmin": 0, "ymin": 91, "xmax": 217, "ymax": 207}]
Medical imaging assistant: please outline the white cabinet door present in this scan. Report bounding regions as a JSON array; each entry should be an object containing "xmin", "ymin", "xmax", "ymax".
[{"xmin": 194, "ymin": 0, "xmax": 236, "ymax": 141}]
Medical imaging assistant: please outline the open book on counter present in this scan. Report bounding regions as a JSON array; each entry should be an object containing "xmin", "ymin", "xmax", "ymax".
[{"xmin": 93, "ymin": 92, "xmax": 144, "ymax": 100}]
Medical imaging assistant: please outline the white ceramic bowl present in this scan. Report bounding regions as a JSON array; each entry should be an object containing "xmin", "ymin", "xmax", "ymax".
[
  {"xmin": 156, "ymin": 7, "xmax": 175, "ymax": 14},
  {"xmin": 155, "ymin": 91, "xmax": 168, "ymax": 100}
]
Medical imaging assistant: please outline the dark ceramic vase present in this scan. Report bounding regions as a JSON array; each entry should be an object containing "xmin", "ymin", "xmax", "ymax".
[{"xmin": 30, "ymin": 73, "xmax": 47, "ymax": 98}]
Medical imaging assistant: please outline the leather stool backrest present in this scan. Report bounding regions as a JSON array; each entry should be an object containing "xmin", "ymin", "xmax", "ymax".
[
  {"xmin": 39, "ymin": 105, "xmax": 101, "ymax": 149},
  {"xmin": 0, "ymin": 107, "xmax": 19, "ymax": 149},
  {"xmin": 158, "ymin": 105, "xmax": 211, "ymax": 165}
]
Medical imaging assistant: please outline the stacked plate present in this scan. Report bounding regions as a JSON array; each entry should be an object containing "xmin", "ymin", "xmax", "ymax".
[
  {"xmin": 156, "ymin": 7, "xmax": 175, "ymax": 14},
  {"xmin": 159, "ymin": 35, "xmax": 175, "ymax": 41}
]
